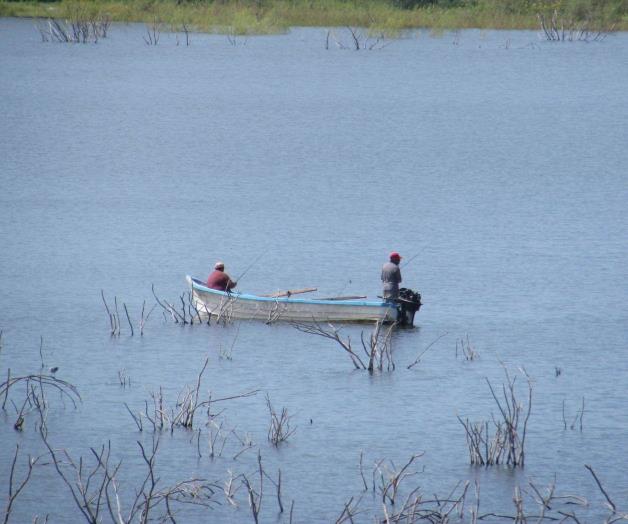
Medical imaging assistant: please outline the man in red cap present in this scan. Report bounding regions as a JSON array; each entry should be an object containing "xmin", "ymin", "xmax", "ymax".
[
  {"xmin": 206, "ymin": 261, "xmax": 237, "ymax": 291},
  {"xmin": 381, "ymin": 252, "xmax": 402, "ymax": 301}
]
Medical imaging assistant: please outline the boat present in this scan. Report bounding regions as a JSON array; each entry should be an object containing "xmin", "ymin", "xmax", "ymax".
[{"xmin": 186, "ymin": 276, "xmax": 405, "ymax": 324}]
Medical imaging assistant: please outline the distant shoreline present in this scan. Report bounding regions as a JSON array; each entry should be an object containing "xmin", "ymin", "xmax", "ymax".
[{"xmin": 1, "ymin": 0, "xmax": 626, "ymax": 33}]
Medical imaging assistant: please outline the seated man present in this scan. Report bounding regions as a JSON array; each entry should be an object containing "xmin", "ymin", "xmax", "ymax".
[{"xmin": 206, "ymin": 261, "xmax": 237, "ymax": 291}]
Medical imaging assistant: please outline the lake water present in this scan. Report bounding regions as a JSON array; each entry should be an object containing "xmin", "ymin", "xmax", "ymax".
[{"xmin": 1, "ymin": 17, "xmax": 627, "ymax": 522}]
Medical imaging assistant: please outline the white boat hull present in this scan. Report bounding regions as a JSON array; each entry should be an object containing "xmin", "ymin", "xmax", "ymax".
[{"xmin": 186, "ymin": 276, "xmax": 397, "ymax": 323}]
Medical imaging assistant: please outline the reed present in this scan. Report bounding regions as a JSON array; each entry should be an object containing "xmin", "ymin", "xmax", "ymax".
[
  {"xmin": 35, "ymin": 3, "xmax": 111, "ymax": 43},
  {"xmin": 538, "ymin": 9, "xmax": 614, "ymax": 41},
  {"xmin": 3, "ymin": 0, "xmax": 626, "ymax": 32}
]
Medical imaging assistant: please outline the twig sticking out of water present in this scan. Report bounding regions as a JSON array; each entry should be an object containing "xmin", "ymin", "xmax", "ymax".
[
  {"xmin": 375, "ymin": 453, "xmax": 424, "ymax": 506},
  {"xmin": 458, "ymin": 365, "xmax": 532, "ymax": 467},
  {"xmin": 359, "ymin": 451, "xmax": 368, "ymax": 491},
  {"xmin": 223, "ymin": 469, "xmax": 241, "ymax": 507},
  {"xmin": 123, "ymin": 303, "xmax": 134, "ymax": 336},
  {"xmin": 3, "ymin": 444, "xmax": 40, "ymax": 523},
  {"xmin": 585, "ymin": 464, "xmax": 618, "ymax": 515},
  {"xmin": 455, "ymin": 335, "xmax": 479, "ymax": 361},
  {"xmin": 338, "ymin": 453, "xmax": 626, "ymax": 523},
  {"xmin": 139, "ymin": 299, "xmax": 157, "ymax": 336},
  {"xmin": 152, "ymin": 284, "xmax": 186, "ymax": 324},
  {"xmin": 101, "ymin": 290, "xmax": 120, "ymax": 336},
  {"xmin": 2, "ymin": 369, "xmax": 9, "ymax": 410},
  {"xmin": 457, "ymin": 418, "xmax": 502, "ymax": 466},
  {"xmin": 226, "ymin": 27, "xmax": 248, "ymax": 47},
  {"xmin": 0, "ymin": 373, "xmax": 80, "ymax": 432},
  {"xmin": 205, "ymin": 421, "xmax": 222, "ymax": 458},
  {"xmin": 336, "ymin": 496, "xmax": 363, "ymax": 523},
  {"xmin": 174, "ymin": 22, "xmax": 191, "ymax": 46},
  {"xmin": 537, "ymin": 10, "xmax": 613, "ymax": 42},
  {"xmin": 36, "ymin": 10, "xmax": 110, "ymax": 44},
  {"xmin": 294, "ymin": 320, "xmax": 396, "ymax": 372},
  {"xmin": 241, "ymin": 450, "xmax": 264, "ymax": 524},
  {"xmin": 261, "ymin": 467, "xmax": 285, "ymax": 514},
  {"xmin": 123, "ymin": 358, "xmax": 258, "ymax": 433},
  {"xmin": 562, "ymin": 397, "xmax": 585, "ymax": 431},
  {"xmin": 294, "ymin": 322, "xmax": 365, "ymax": 369},
  {"xmin": 219, "ymin": 322, "xmax": 240, "ymax": 360},
  {"xmin": 144, "ymin": 16, "xmax": 161, "ymax": 45},
  {"xmin": 266, "ymin": 394, "xmax": 296, "ymax": 446},
  {"xmin": 327, "ymin": 27, "xmax": 390, "ymax": 50},
  {"xmin": 152, "ymin": 285, "xmax": 208, "ymax": 326},
  {"xmin": 117, "ymin": 368, "xmax": 130, "ymax": 388},
  {"xmin": 38, "ymin": 422, "xmax": 221, "ymax": 524},
  {"xmin": 350, "ymin": 453, "xmax": 481, "ymax": 522},
  {"xmin": 102, "ymin": 290, "xmax": 158, "ymax": 336},
  {"xmin": 38, "ymin": 336, "xmax": 45, "ymax": 370},
  {"xmin": 230, "ymin": 427, "xmax": 254, "ymax": 460},
  {"xmin": 576, "ymin": 396, "xmax": 585, "ymax": 431}
]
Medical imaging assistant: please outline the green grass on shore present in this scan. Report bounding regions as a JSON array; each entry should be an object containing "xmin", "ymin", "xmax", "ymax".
[{"xmin": 1, "ymin": 0, "xmax": 626, "ymax": 33}]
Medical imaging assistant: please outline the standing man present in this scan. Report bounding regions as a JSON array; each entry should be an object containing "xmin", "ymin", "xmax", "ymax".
[
  {"xmin": 206, "ymin": 261, "xmax": 237, "ymax": 291},
  {"xmin": 381, "ymin": 252, "xmax": 402, "ymax": 301}
]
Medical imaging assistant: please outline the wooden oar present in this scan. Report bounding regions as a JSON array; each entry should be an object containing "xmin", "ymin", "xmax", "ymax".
[{"xmin": 261, "ymin": 287, "xmax": 317, "ymax": 298}]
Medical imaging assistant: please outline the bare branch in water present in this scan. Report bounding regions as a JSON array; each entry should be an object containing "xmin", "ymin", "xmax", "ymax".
[
  {"xmin": 407, "ymin": 332, "xmax": 448, "ymax": 369},
  {"xmin": 585, "ymin": 464, "xmax": 616, "ymax": 513},
  {"xmin": 537, "ymin": 10, "xmax": 614, "ymax": 42},
  {"xmin": 241, "ymin": 450, "xmax": 264, "ymax": 524},
  {"xmin": 266, "ymin": 394, "xmax": 296, "ymax": 446},
  {"xmin": 458, "ymin": 365, "xmax": 532, "ymax": 467},
  {"xmin": 143, "ymin": 17, "xmax": 161, "ymax": 46},
  {"xmin": 123, "ymin": 303, "xmax": 134, "ymax": 336},
  {"xmin": 3, "ymin": 444, "xmax": 40, "ymax": 523},
  {"xmin": 294, "ymin": 320, "xmax": 396, "ymax": 372},
  {"xmin": 1, "ymin": 372, "xmax": 80, "ymax": 432}
]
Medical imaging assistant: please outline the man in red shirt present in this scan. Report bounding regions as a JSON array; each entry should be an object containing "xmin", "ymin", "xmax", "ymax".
[{"xmin": 206, "ymin": 261, "xmax": 237, "ymax": 291}]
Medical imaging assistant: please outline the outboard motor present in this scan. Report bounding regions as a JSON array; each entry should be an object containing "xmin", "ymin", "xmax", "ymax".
[{"xmin": 396, "ymin": 288, "xmax": 422, "ymax": 327}]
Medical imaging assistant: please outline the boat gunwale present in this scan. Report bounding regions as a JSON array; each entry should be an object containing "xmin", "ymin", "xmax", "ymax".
[{"xmin": 187, "ymin": 276, "xmax": 395, "ymax": 310}]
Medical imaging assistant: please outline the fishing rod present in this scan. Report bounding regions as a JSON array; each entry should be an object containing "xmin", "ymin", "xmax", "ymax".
[
  {"xmin": 400, "ymin": 251, "xmax": 421, "ymax": 269},
  {"xmin": 234, "ymin": 249, "xmax": 269, "ymax": 284},
  {"xmin": 337, "ymin": 251, "xmax": 420, "ymax": 294}
]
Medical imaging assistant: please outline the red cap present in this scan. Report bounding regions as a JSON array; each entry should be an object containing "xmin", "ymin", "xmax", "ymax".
[{"xmin": 390, "ymin": 252, "xmax": 401, "ymax": 260}]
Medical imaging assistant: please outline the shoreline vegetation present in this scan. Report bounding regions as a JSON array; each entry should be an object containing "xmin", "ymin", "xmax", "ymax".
[{"xmin": 1, "ymin": 0, "xmax": 626, "ymax": 34}]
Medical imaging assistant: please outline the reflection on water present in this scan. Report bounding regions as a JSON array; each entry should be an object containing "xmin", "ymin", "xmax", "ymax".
[{"xmin": 1, "ymin": 17, "xmax": 627, "ymax": 522}]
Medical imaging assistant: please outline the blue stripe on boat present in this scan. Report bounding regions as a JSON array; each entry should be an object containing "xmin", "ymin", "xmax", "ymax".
[{"xmin": 190, "ymin": 278, "xmax": 395, "ymax": 309}]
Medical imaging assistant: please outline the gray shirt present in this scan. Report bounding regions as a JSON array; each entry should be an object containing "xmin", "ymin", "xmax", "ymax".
[{"xmin": 381, "ymin": 262, "xmax": 402, "ymax": 299}]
